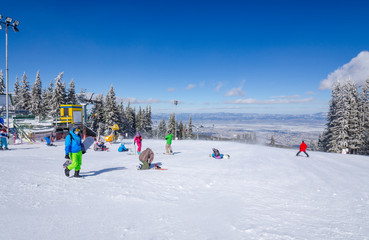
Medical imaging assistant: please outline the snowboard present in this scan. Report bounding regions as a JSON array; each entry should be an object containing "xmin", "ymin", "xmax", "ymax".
[
  {"xmin": 63, "ymin": 137, "xmax": 95, "ymax": 168},
  {"xmin": 209, "ymin": 154, "xmax": 230, "ymax": 159},
  {"xmin": 137, "ymin": 163, "xmax": 168, "ymax": 170}
]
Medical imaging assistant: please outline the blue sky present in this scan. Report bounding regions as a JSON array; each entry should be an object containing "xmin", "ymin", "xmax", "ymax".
[{"xmin": 1, "ymin": 0, "xmax": 369, "ymax": 114}]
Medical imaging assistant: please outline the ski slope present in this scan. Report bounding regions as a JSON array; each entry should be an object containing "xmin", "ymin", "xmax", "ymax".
[{"xmin": 1, "ymin": 139, "xmax": 368, "ymax": 240}]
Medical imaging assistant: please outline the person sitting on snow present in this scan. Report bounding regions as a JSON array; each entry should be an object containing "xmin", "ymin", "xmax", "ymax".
[
  {"xmin": 138, "ymin": 148, "xmax": 154, "ymax": 170},
  {"xmin": 211, "ymin": 148, "xmax": 224, "ymax": 159},
  {"xmin": 118, "ymin": 143, "xmax": 128, "ymax": 152},
  {"xmin": 94, "ymin": 141, "xmax": 107, "ymax": 151},
  {"xmin": 0, "ymin": 126, "xmax": 9, "ymax": 150},
  {"xmin": 296, "ymin": 141, "xmax": 309, "ymax": 157}
]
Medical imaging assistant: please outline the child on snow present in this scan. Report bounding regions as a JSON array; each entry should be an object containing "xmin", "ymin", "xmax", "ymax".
[
  {"xmin": 211, "ymin": 148, "xmax": 224, "ymax": 159},
  {"xmin": 134, "ymin": 132, "xmax": 142, "ymax": 154},
  {"xmin": 0, "ymin": 126, "xmax": 9, "ymax": 150},
  {"xmin": 138, "ymin": 148, "xmax": 154, "ymax": 170},
  {"xmin": 118, "ymin": 143, "xmax": 128, "ymax": 152},
  {"xmin": 296, "ymin": 141, "xmax": 309, "ymax": 157}
]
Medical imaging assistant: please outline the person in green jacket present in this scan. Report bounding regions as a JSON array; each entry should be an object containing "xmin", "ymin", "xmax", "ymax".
[{"xmin": 165, "ymin": 131, "xmax": 173, "ymax": 155}]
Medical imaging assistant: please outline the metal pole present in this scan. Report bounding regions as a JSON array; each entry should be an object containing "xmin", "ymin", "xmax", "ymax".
[{"xmin": 5, "ymin": 23, "xmax": 9, "ymax": 135}]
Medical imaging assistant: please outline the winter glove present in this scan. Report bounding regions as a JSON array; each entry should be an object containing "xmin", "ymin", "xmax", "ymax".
[
  {"xmin": 82, "ymin": 150, "xmax": 86, "ymax": 154},
  {"xmin": 65, "ymin": 154, "xmax": 70, "ymax": 159}
]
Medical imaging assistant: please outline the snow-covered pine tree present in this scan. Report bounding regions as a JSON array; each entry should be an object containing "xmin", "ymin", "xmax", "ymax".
[
  {"xmin": 19, "ymin": 72, "xmax": 31, "ymax": 111},
  {"xmin": 168, "ymin": 113, "xmax": 176, "ymax": 138},
  {"xmin": 144, "ymin": 106, "xmax": 153, "ymax": 138},
  {"xmin": 0, "ymin": 70, "xmax": 4, "ymax": 94},
  {"xmin": 117, "ymin": 100, "xmax": 128, "ymax": 137},
  {"xmin": 41, "ymin": 80, "xmax": 54, "ymax": 117},
  {"xmin": 328, "ymin": 81, "xmax": 350, "ymax": 153},
  {"xmin": 13, "ymin": 76, "xmax": 21, "ymax": 110},
  {"xmin": 30, "ymin": 71, "xmax": 42, "ymax": 116},
  {"xmin": 135, "ymin": 106, "xmax": 145, "ymax": 134},
  {"xmin": 67, "ymin": 79, "xmax": 78, "ymax": 104},
  {"xmin": 346, "ymin": 80, "xmax": 363, "ymax": 154},
  {"xmin": 50, "ymin": 72, "xmax": 66, "ymax": 117},
  {"xmin": 125, "ymin": 101, "xmax": 136, "ymax": 137},
  {"xmin": 158, "ymin": 119, "xmax": 167, "ymax": 139},
  {"xmin": 360, "ymin": 77, "xmax": 369, "ymax": 154},
  {"xmin": 104, "ymin": 85, "xmax": 121, "ymax": 134},
  {"xmin": 178, "ymin": 120, "xmax": 184, "ymax": 139},
  {"xmin": 319, "ymin": 82, "xmax": 340, "ymax": 152},
  {"xmin": 188, "ymin": 115, "xmax": 193, "ymax": 139},
  {"xmin": 90, "ymin": 94, "xmax": 105, "ymax": 135}
]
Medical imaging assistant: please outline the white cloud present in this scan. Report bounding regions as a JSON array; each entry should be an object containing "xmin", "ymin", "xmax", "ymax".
[
  {"xmin": 270, "ymin": 95, "xmax": 301, "ymax": 99},
  {"xmin": 224, "ymin": 97, "xmax": 314, "ymax": 105},
  {"xmin": 225, "ymin": 80, "xmax": 246, "ymax": 97},
  {"xmin": 305, "ymin": 91, "xmax": 317, "ymax": 95},
  {"xmin": 225, "ymin": 87, "xmax": 246, "ymax": 97},
  {"xmin": 320, "ymin": 51, "xmax": 369, "ymax": 90},
  {"xmin": 168, "ymin": 88, "xmax": 176, "ymax": 92},
  {"xmin": 186, "ymin": 84, "xmax": 196, "ymax": 90},
  {"xmin": 119, "ymin": 97, "xmax": 163, "ymax": 104},
  {"xmin": 215, "ymin": 82, "xmax": 222, "ymax": 92}
]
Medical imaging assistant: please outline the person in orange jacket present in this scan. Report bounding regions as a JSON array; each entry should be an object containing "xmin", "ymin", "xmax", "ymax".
[{"xmin": 296, "ymin": 141, "xmax": 309, "ymax": 157}]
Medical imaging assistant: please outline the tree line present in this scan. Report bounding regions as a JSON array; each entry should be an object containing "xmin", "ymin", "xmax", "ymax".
[
  {"xmin": 1, "ymin": 70, "xmax": 195, "ymax": 139},
  {"xmin": 318, "ymin": 78, "xmax": 369, "ymax": 155}
]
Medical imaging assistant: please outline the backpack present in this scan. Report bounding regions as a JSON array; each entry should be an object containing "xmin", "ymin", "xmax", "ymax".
[{"xmin": 212, "ymin": 148, "xmax": 220, "ymax": 157}]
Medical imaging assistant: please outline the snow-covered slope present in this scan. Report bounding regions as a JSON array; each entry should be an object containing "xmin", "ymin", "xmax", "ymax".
[{"xmin": 1, "ymin": 140, "xmax": 368, "ymax": 240}]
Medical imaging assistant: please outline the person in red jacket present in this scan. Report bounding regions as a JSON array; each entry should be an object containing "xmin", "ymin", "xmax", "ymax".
[{"xmin": 296, "ymin": 141, "xmax": 309, "ymax": 157}]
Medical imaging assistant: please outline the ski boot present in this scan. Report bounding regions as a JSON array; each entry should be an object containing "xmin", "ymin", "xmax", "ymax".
[
  {"xmin": 74, "ymin": 170, "xmax": 82, "ymax": 178},
  {"xmin": 65, "ymin": 167, "xmax": 70, "ymax": 177}
]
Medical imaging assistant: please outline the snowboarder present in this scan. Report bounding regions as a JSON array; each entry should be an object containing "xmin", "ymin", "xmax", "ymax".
[
  {"xmin": 134, "ymin": 132, "xmax": 142, "ymax": 154},
  {"xmin": 64, "ymin": 126, "xmax": 85, "ymax": 177},
  {"xmin": 211, "ymin": 148, "xmax": 224, "ymax": 159},
  {"xmin": 138, "ymin": 147, "xmax": 154, "ymax": 170},
  {"xmin": 165, "ymin": 130, "xmax": 173, "ymax": 155},
  {"xmin": 296, "ymin": 141, "xmax": 309, "ymax": 157},
  {"xmin": 0, "ymin": 126, "xmax": 9, "ymax": 150}
]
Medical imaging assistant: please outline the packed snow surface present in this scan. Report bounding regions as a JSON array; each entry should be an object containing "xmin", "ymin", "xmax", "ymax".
[{"xmin": 1, "ymin": 139, "xmax": 368, "ymax": 240}]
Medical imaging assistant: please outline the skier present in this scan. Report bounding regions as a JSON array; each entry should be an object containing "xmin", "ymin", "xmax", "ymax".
[
  {"xmin": 211, "ymin": 148, "xmax": 224, "ymax": 159},
  {"xmin": 296, "ymin": 141, "xmax": 309, "ymax": 157},
  {"xmin": 0, "ymin": 126, "xmax": 9, "ymax": 150},
  {"xmin": 64, "ymin": 126, "xmax": 85, "ymax": 177},
  {"xmin": 138, "ymin": 148, "xmax": 154, "ymax": 170},
  {"xmin": 134, "ymin": 132, "xmax": 142, "ymax": 154},
  {"xmin": 165, "ymin": 130, "xmax": 173, "ymax": 155}
]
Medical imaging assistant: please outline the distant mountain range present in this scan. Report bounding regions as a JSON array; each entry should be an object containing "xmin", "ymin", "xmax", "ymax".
[
  {"xmin": 152, "ymin": 112, "xmax": 327, "ymax": 146},
  {"xmin": 152, "ymin": 112, "xmax": 327, "ymax": 125}
]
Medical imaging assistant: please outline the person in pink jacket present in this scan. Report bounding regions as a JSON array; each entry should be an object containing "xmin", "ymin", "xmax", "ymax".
[{"xmin": 134, "ymin": 132, "xmax": 142, "ymax": 154}]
